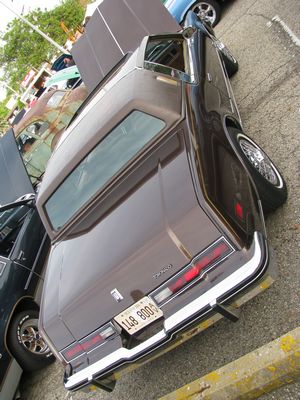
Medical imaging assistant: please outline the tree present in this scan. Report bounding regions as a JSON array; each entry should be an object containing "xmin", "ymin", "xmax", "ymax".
[
  {"xmin": 0, "ymin": 101, "xmax": 10, "ymax": 134},
  {"xmin": 0, "ymin": 0, "xmax": 85, "ymax": 91}
]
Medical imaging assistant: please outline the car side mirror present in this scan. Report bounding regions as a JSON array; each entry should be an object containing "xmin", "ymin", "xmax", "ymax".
[{"xmin": 0, "ymin": 194, "xmax": 36, "ymax": 213}]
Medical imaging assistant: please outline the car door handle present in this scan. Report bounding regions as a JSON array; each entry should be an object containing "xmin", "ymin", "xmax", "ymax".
[
  {"xmin": 0, "ymin": 261, "xmax": 6, "ymax": 277},
  {"xmin": 17, "ymin": 250, "xmax": 25, "ymax": 260},
  {"xmin": 207, "ymin": 72, "xmax": 213, "ymax": 82}
]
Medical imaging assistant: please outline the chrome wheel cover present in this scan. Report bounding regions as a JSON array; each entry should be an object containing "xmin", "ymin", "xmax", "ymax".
[
  {"xmin": 192, "ymin": 2, "xmax": 216, "ymax": 25},
  {"xmin": 239, "ymin": 137, "xmax": 283, "ymax": 187},
  {"xmin": 19, "ymin": 318, "xmax": 49, "ymax": 355}
]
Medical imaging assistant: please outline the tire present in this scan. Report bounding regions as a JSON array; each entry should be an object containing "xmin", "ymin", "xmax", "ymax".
[
  {"xmin": 215, "ymin": 40, "xmax": 239, "ymax": 77},
  {"xmin": 229, "ymin": 128, "xmax": 287, "ymax": 214},
  {"xmin": 8, "ymin": 310, "xmax": 54, "ymax": 372},
  {"xmin": 189, "ymin": 0, "xmax": 221, "ymax": 27}
]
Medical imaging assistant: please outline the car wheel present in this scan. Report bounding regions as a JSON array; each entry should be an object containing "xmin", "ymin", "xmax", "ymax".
[
  {"xmin": 230, "ymin": 128, "xmax": 287, "ymax": 213},
  {"xmin": 215, "ymin": 40, "xmax": 238, "ymax": 77},
  {"xmin": 8, "ymin": 310, "xmax": 54, "ymax": 372},
  {"xmin": 189, "ymin": 0, "xmax": 221, "ymax": 27}
]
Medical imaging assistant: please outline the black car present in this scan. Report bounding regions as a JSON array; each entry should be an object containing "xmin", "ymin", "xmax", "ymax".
[{"xmin": 0, "ymin": 130, "xmax": 53, "ymax": 400}]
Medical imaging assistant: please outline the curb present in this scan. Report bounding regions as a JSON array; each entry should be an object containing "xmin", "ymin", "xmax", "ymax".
[{"xmin": 159, "ymin": 326, "xmax": 300, "ymax": 400}]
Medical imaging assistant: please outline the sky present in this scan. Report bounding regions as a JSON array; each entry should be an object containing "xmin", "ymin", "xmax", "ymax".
[
  {"xmin": 0, "ymin": 0, "xmax": 62, "ymax": 32},
  {"xmin": 0, "ymin": 0, "xmax": 63, "ymax": 99}
]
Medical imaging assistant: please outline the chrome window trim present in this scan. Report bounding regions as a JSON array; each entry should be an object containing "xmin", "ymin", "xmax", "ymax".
[
  {"xmin": 144, "ymin": 61, "xmax": 193, "ymax": 83},
  {"xmin": 143, "ymin": 34, "xmax": 196, "ymax": 84},
  {"xmin": 65, "ymin": 232, "xmax": 265, "ymax": 390}
]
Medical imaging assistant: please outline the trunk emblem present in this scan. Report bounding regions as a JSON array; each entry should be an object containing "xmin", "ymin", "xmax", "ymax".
[
  {"xmin": 111, "ymin": 288, "xmax": 124, "ymax": 303},
  {"xmin": 153, "ymin": 264, "xmax": 173, "ymax": 279}
]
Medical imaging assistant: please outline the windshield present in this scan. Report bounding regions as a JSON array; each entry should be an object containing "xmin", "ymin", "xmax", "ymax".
[{"xmin": 44, "ymin": 110, "xmax": 165, "ymax": 231}]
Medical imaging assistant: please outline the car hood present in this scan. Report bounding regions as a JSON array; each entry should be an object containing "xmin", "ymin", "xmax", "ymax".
[
  {"xmin": 0, "ymin": 129, "xmax": 34, "ymax": 205},
  {"xmin": 40, "ymin": 131, "xmax": 222, "ymax": 348}
]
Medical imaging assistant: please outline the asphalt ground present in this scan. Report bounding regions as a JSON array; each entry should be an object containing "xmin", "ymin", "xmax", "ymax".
[{"xmin": 20, "ymin": 0, "xmax": 300, "ymax": 398}]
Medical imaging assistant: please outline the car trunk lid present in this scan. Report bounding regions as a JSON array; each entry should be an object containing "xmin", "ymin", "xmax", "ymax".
[{"xmin": 50, "ymin": 131, "xmax": 222, "ymax": 343}]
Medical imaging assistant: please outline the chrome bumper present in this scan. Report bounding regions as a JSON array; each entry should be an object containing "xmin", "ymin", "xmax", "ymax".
[{"xmin": 65, "ymin": 232, "xmax": 270, "ymax": 391}]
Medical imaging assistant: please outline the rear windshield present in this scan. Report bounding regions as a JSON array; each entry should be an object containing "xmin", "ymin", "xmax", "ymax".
[{"xmin": 44, "ymin": 110, "xmax": 165, "ymax": 230}]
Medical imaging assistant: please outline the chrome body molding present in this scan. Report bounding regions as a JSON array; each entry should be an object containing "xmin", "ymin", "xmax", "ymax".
[{"xmin": 65, "ymin": 232, "xmax": 266, "ymax": 391}]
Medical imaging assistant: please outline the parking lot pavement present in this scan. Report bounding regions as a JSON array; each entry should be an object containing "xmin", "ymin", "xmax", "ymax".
[{"xmin": 20, "ymin": 0, "xmax": 300, "ymax": 399}]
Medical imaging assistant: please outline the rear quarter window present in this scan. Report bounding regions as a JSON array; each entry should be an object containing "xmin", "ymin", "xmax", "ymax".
[{"xmin": 144, "ymin": 36, "xmax": 192, "ymax": 82}]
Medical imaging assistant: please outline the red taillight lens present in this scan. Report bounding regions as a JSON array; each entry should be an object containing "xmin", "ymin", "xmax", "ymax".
[
  {"xmin": 152, "ymin": 239, "xmax": 232, "ymax": 305},
  {"xmin": 61, "ymin": 324, "xmax": 116, "ymax": 362},
  {"xmin": 235, "ymin": 202, "xmax": 244, "ymax": 220},
  {"xmin": 63, "ymin": 343, "xmax": 85, "ymax": 361},
  {"xmin": 81, "ymin": 332, "xmax": 104, "ymax": 351}
]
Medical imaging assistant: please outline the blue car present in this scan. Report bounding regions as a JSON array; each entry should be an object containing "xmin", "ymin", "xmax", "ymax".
[{"xmin": 165, "ymin": 0, "xmax": 223, "ymax": 26}]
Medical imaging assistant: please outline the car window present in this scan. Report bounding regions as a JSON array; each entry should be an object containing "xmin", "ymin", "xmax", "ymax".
[
  {"xmin": 44, "ymin": 110, "xmax": 165, "ymax": 231},
  {"xmin": 46, "ymin": 90, "xmax": 66, "ymax": 108},
  {"xmin": 17, "ymin": 133, "xmax": 37, "ymax": 155},
  {"xmin": 23, "ymin": 120, "xmax": 50, "ymax": 137},
  {"xmin": 16, "ymin": 132, "xmax": 52, "ymax": 184},
  {"xmin": 144, "ymin": 36, "xmax": 191, "ymax": 82}
]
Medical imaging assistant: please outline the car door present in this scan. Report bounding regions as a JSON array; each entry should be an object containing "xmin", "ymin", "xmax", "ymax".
[
  {"xmin": 0, "ymin": 205, "xmax": 48, "ymax": 393},
  {"xmin": 203, "ymin": 35, "xmax": 232, "ymax": 112},
  {"xmin": 10, "ymin": 207, "xmax": 49, "ymax": 293}
]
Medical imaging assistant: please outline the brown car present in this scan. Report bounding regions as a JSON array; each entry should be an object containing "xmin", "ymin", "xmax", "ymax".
[
  {"xmin": 36, "ymin": 13, "xmax": 287, "ymax": 393},
  {"xmin": 14, "ymin": 86, "xmax": 88, "ymax": 186}
]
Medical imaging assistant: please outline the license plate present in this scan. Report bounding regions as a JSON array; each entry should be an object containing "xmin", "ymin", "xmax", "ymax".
[{"xmin": 114, "ymin": 297, "xmax": 163, "ymax": 335}]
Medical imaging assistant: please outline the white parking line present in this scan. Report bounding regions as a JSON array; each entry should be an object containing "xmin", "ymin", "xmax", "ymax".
[{"xmin": 268, "ymin": 15, "xmax": 300, "ymax": 48}]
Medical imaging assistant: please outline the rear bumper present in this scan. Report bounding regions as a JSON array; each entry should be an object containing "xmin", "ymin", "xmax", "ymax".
[{"xmin": 65, "ymin": 231, "xmax": 273, "ymax": 392}]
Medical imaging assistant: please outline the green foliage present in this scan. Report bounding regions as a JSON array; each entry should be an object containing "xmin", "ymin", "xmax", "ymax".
[
  {"xmin": 0, "ymin": 0, "xmax": 84, "ymax": 90},
  {"xmin": 0, "ymin": 101, "xmax": 10, "ymax": 134}
]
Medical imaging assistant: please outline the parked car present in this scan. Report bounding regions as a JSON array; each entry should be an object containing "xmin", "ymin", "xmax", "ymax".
[
  {"xmin": 36, "ymin": 12, "xmax": 287, "ymax": 394},
  {"xmin": 44, "ymin": 65, "xmax": 82, "ymax": 91},
  {"xmin": 14, "ymin": 86, "xmax": 88, "ymax": 186},
  {"xmin": 165, "ymin": 0, "xmax": 224, "ymax": 26},
  {"xmin": 0, "ymin": 85, "xmax": 88, "ymax": 400},
  {"xmin": 0, "ymin": 130, "xmax": 53, "ymax": 400}
]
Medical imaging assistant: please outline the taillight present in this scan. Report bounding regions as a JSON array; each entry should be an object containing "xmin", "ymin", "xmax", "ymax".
[
  {"xmin": 61, "ymin": 323, "xmax": 116, "ymax": 362},
  {"xmin": 152, "ymin": 239, "xmax": 232, "ymax": 306},
  {"xmin": 235, "ymin": 201, "xmax": 244, "ymax": 220}
]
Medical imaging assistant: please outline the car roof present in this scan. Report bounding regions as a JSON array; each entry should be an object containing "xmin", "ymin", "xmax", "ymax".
[
  {"xmin": 37, "ymin": 47, "xmax": 183, "ymax": 239},
  {"xmin": 44, "ymin": 66, "xmax": 80, "ymax": 88}
]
